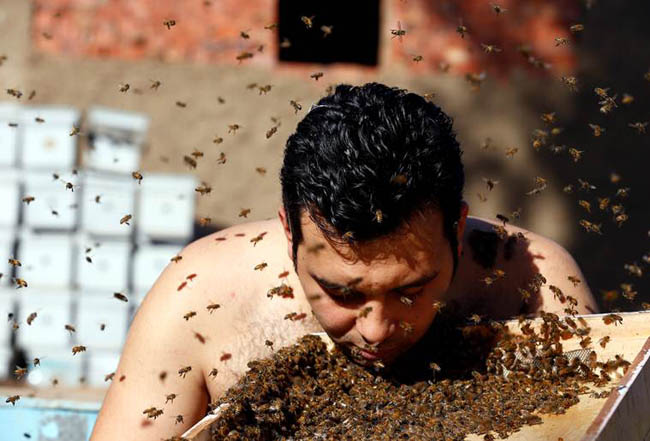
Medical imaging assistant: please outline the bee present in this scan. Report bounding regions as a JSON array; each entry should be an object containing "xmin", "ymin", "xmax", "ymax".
[
  {"xmin": 186, "ymin": 273, "xmax": 197, "ymax": 281},
  {"xmin": 170, "ymin": 255, "xmax": 182, "ymax": 264},
  {"xmin": 280, "ymin": 38, "xmax": 291, "ymax": 49},
  {"xmin": 258, "ymin": 84, "xmax": 272, "ymax": 95},
  {"xmin": 310, "ymin": 72, "xmax": 324, "ymax": 81},
  {"xmin": 220, "ymin": 353, "xmax": 232, "ymax": 362},
  {"xmin": 278, "ymin": 271, "xmax": 289, "ymax": 279},
  {"xmin": 8, "ymin": 258, "xmax": 21, "ymax": 267},
  {"xmin": 578, "ymin": 200, "xmax": 591, "ymax": 213},
  {"xmin": 250, "ymin": 232, "xmax": 266, "ymax": 246},
  {"xmin": 22, "ymin": 196, "xmax": 35, "ymax": 204},
  {"xmin": 481, "ymin": 43, "xmax": 502, "ymax": 54},
  {"xmin": 431, "ymin": 300, "xmax": 446, "ymax": 313},
  {"xmin": 264, "ymin": 23, "xmax": 278, "ymax": 30},
  {"xmin": 374, "ymin": 209, "xmax": 383, "ymax": 223},
  {"xmin": 65, "ymin": 324, "xmax": 76, "ymax": 334},
  {"xmin": 615, "ymin": 213, "xmax": 629, "ymax": 227},
  {"xmin": 358, "ymin": 306, "xmax": 373, "ymax": 318},
  {"xmin": 175, "ymin": 101, "xmax": 187, "ymax": 108},
  {"xmin": 390, "ymin": 21, "xmax": 406, "ymax": 42},
  {"xmin": 320, "ymin": 25, "xmax": 333, "ymax": 37},
  {"xmin": 100, "ymin": 323, "xmax": 106, "ymax": 331},
  {"xmin": 624, "ymin": 263, "xmax": 642, "ymax": 277},
  {"xmin": 118, "ymin": 83, "xmax": 130, "ymax": 93},
  {"xmin": 621, "ymin": 93, "xmax": 634, "ymax": 105},
  {"xmin": 567, "ymin": 275, "xmax": 581, "ymax": 287},
  {"xmin": 147, "ymin": 408, "xmax": 164, "ymax": 420},
  {"xmin": 239, "ymin": 29, "xmax": 251, "ymax": 39},
  {"xmin": 26, "ymin": 312, "xmax": 37, "ymax": 325},
  {"xmin": 554, "ymin": 37, "xmax": 570, "ymax": 46},
  {"xmin": 561, "ymin": 76, "xmax": 579, "ymax": 92},
  {"xmin": 208, "ymin": 368, "xmax": 218, "ymax": 379},
  {"xmin": 104, "ymin": 372, "xmax": 115, "ymax": 382},
  {"xmin": 483, "ymin": 178, "xmax": 499, "ymax": 191},
  {"xmin": 174, "ymin": 415, "xmax": 184, "ymax": 425},
  {"xmin": 14, "ymin": 366, "xmax": 27, "ymax": 380},
  {"xmin": 578, "ymin": 178, "xmax": 597, "ymax": 191},
  {"xmin": 481, "ymin": 276, "xmax": 495, "ymax": 285},
  {"xmin": 165, "ymin": 393, "xmax": 177, "ymax": 404},
  {"xmin": 615, "ymin": 187, "xmax": 631, "ymax": 198},
  {"xmin": 239, "ymin": 208, "xmax": 251, "ymax": 218},
  {"xmin": 289, "ymin": 100, "xmax": 302, "ymax": 114},
  {"xmin": 120, "ymin": 214, "xmax": 132, "ymax": 225},
  {"xmin": 178, "ymin": 366, "xmax": 191, "ymax": 378},
  {"xmin": 598, "ymin": 336, "xmax": 611, "ymax": 349},
  {"xmin": 177, "ymin": 281, "xmax": 187, "ymax": 292},
  {"xmin": 198, "ymin": 217, "xmax": 211, "ymax": 227},
  {"xmin": 390, "ymin": 174, "xmax": 407, "ymax": 185},
  {"xmin": 465, "ymin": 72, "xmax": 486, "ymax": 90},
  {"xmin": 255, "ymin": 167, "xmax": 267, "ymax": 175},
  {"xmin": 195, "ymin": 183, "xmax": 212, "ymax": 195},
  {"xmin": 399, "ymin": 296, "xmax": 413, "ymax": 307},
  {"xmin": 569, "ymin": 24, "xmax": 584, "ymax": 33},
  {"xmin": 113, "ymin": 292, "xmax": 128, "ymax": 302},
  {"xmin": 588, "ymin": 123, "xmax": 605, "ymax": 137},
  {"xmin": 492, "ymin": 269, "xmax": 506, "ymax": 279},
  {"xmin": 227, "ymin": 124, "xmax": 240, "ymax": 134},
  {"xmin": 628, "ymin": 122, "xmax": 648, "ymax": 134},
  {"xmin": 130, "ymin": 171, "xmax": 143, "ymax": 184},
  {"xmin": 602, "ymin": 313, "xmax": 623, "ymax": 326},
  {"xmin": 68, "ymin": 125, "xmax": 82, "ymax": 137},
  {"xmin": 541, "ymin": 112, "xmax": 556, "ymax": 124},
  {"xmin": 206, "ymin": 302, "xmax": 221, "ymax": 313},
  {"xmin": 254, "ymin": 262, "xmax": 268, "ymax": 271},
  {"xmin": 300, "ymin": 15, "xmax": 315, "ymax": 29},
  {"xmin": 504, "ymin": 147, "xmax": 519, "ymax": 160},
  {"xmin": 477, "ymin": 192, "xmax": 487, "ymax": 202},
  {"xmin": 33, "ymin": 357, "xmax": 41, "ymax": 366},
  {"xmin": 579, "ymin": 219, "xmax": 603, "ymax": 234},
  {"xmin": 13, "ymin": 278, "xmax": 28, "ymax": 289},
  {"xmin": 72, "ymin": 345, "xmax": 87, "ymax": 355},
  {"xmin": 149, "ymin": 79, "xmax": 162, "ymax": 91},
  {"xmin": 266, "ymin": 126, "xmax": 278, "ymax": 139},
  {"xmin": 456, "ymin": 24, "xmax": 469, "ymax": 39},
  {"xmin": 6, "ymin": 395, "xmax": 20, "ymax": 406},
  {"xmin": 265, "ymin": 340, "xmax": 274, "ymax": 350},
  {"xmin": 181, "ymin": 155, "xmax": 197, "ymax": 169},
  {"xmin": 399, "ymin": 320, "xmax": 414, "ymax": 336},
  {"xmin": 492, "ymin": 225, "xmax": 508, "ymax": 239},
  {"xmin": 6, "ymin": 88, "xmax": 23, "ymax": 99},
  {"xmin": 163, "ymin": 19, "xmax": 176, "ymax": 29},
  {"xmin": 216, "ymin": 152, "xmax": 227, "ymax": 164},
  {"xmin": 469, "ymin": 314, "xmax": 482, "ymax": 325},
  {"xmin": 190, "ymin": 149, "xmax": 204, "ymax": 159},
  {"xmin": 579, "ymin": 336, "xmax": 592, "ymax": 349},
  {"xmin": 642, "ymin": 302, "xmax": 650, "ymax": 311}
]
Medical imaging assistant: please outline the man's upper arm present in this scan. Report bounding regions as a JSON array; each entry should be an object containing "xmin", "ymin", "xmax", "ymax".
[
  {"xmin": 90, "ymin": 239, "xmax": 211, "ymax": 441},
  {"xmin": 526, "ymin": 238, "xmax": 599, "ymax": 315}
]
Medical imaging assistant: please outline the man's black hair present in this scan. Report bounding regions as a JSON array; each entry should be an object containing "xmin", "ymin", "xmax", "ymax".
[{"xmin": 280, "ymin": 82, "xmax": 465, "ymax": 275}]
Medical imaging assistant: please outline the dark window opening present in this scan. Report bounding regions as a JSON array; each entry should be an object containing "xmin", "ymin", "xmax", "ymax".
[{"xmin": 278, "ymin": 0, "xmax": 380, "ymax": 66}]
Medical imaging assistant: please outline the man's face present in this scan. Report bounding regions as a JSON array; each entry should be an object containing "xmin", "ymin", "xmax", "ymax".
[{"xmin": 281, "ymin": 206, "xmax": 466, "ymax": 366}]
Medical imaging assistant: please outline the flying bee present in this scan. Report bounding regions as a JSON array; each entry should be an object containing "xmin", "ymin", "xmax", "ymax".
[
  {"xmin": 579, "ymin": 219, "xmax": 603, "ymax": 234},
  {"xmin": 174, "ymin": 415, "xmax": 184, "ymax": 425},
  {"xmin": 264, "ymin": 22, "xmax": 278, "ymax": 30},
  {"xmin": 69, "ymin": 125, "xmax": 81, "ymax": 136},
  {"xmin": 8, "ymin": 258, "xmax": 21, "ymax": 267},
  {"xmin": 628, "ymin": 121, "xmax": 648, "ymax": 134},
  {"xmin": 492, "ymin": 225, "xmax": 508, "ymax": 239},
  {"xmin": 208, "ymin": 368, "xmax": 218, "ymax": 379},
  {"xmin": 178, "ymin": 366, "xmax": 191, "ymax": 378},
  {"xmin": 456, "ymin": 24, "xmax": 469, "ymax": 38},
  {"xmin": 163, "ymin": 19, "xmax": 176, "ymax": 29},
  {"xmin": 239, "ymin": 208, "xmax": 251, "ymax": 218},
  {"xmin": 278, "ymin": 271, "xmax": 289, "ymax": 279},
  {"xmin": 113, "ymin": 292, "xmax": 128, "ymax": 302},
  {"xmin": 374, "ymin": 209, "xmax": 384, "ymax": 223},
  {"xmin": 6, "ymin": 88, "xmax": 23, "ymax": 99},
  {"xmin": 149, "ymin": 80, "xmax": 161, "ymax": 90},
  {"xmin": 216, "ymin": 152, "xmax": 226, "ymax": 164},
  {"xmin": 170, "ymin": 255, "xmax": 182, "ymax": 263},
  {"xmin": 624, "ymin": 263, "xmax": 642, "ymax": 277},
  {"xmin": 14, "ymin": 366, "xmax": 27, "ymax": 380},
  {"xmin": 227, "ymin": 124, "xmax": 240, "ymax": 134},
  {"xmin": 72, "ymin": 345, "xmax": 86, "ymax": 355},
  {"xmin": 177, "ymin": 281, "xmax": 187, "ymax": 291},
  {"xmin": 6, "ymin": 395, "xmax": 19, "ymax": 406},
  {"xmin": 465, "ymin": 72, "xmax": 487, "ymax": 90},
  {"xmin": 289, "ymin": 100, "xmax": 302, "ymax": 114},
  {"xmin": 621, "ymin": 93, "xmax": 634, "ymax": 105},
  {"xmin": 492, "ymin": 269, "xmax": 506, "ymax": 279},
  {"xmin": 183, "ymin": 155, "xmax": 197, "ymax": 169},
  {"xmin": 588, "ymin": 123, "xmax": 605, "ymax": 137},
  {"xmin": 118, "ymin": 83, "xmax": 130, "ymax": 93},
  {"xmin": 578, "ymin": 200, "xmax": 591, "ymax": 213},
  {"xmin": 147, "ymin": 408, "xmax": 164, "ymax": 420},
  {"xmin": 13, "ymin": 278, "xmax": 27, "ymax": 289},
  {"xmin": 431, "ymin": 300, "xmax": 446, "ymax": 313},
  {"xmin": 469, "ymin": 314, "xmax": 482, "ymax": 325},
  {"xmin": 390, "ymin": 21, "xmax": 406, "ymax": 42},
  {"xmin": 481, "ymin": 276, "xmax": 495, "ymax": 285},
  {"xmin": 165, "ymin": 393, "xmax": 177, "ymax": 404},
  {"xmin": 569, "ymin": 24, "xmax": 584, "ymax": 33},
  {"xmin": 280, "ymin": 38, "xmax": 291, "ymax": 48},
  {"xmin": 255, "ymin": 167, "xmax": 266, "ymax": 175},
  {"xmin": 186, "ymin": 273, "xmax": 197, "ymax": 281},
  {"xmin": 300, "ymin": 15, "xmax": 315, "ymax": 29},
  {"xmin": 206, "ymin": 302, "xmax": 221, "ymax": 314},
  {"xmin": 320, "ymin": 25, "xmax": 333, "ymax": 37},
  {"xmin": 481, "ymin": 43, "xmax": 502, "ymax": 54},
  {"xmin": 310, "ymin": 72, "xmax": 324, "ymax": 81},
  {"xmin": 65, "ymin": 324, "xmax": 76, "ymax": 334},
  {"xmin": 236, "ymin": 51, "xmax": 253, "ymax": 62},
  {"xmin": 22, "ymin": 196, "xmax": 35, "ymax": 204},
  {"xmin": 358, "ymin": 306, "xmax": 373, "ymax": 318},
  {"xmin": 190, "ymin": 149, "xmax": 204, "ymax": 159},
  {"xmin": 541, "ymin": 112, "xmax": 556, "ymax": 124},
  {"xmin": 220, "ymin": 353, "xmax": 232, "ymax": 362},
  {"xmin": 615, "ymin": 213, "xmax": 629, "ymax": 227},
  {"xmin": 26, "ymin": 312, "xmax": 37, "ymax": 325},
  {"xmin": 131, "ymin": 171, "xmax": 143, "ymax": 184},
  {"xmin": 239, "ymin": 29, "xmax": 250, "ymax": 39},
  {"xmin": 400, "ymin": 296, "xmax": 413, "ymax": 307},
  {"xmin": 490, "ymin": 3, "xmax": 507, "ymax": 14},
  {"xmin": 120, "ymin": 214, "xmax": 132, "ymax": 225},
  {"xmin": 195, "ymin": 183, "xmax": 212, "ymax": 195},
  {"xmin": 399, "ymin": 320, "xmax": 414, "ymax": 336},
  {"xmin": 250, "ymin": 232, "xmax": 266, "ymax": 246},
  {"xmin": 254, "ymin": 262, "xmax": 268, "ymax": 271},
  {"xmin": 505, "ymin": 147, "xmax": 519, "ymax": 158},
  {"xmin": 483, "ymin": 178, "xmax": 499, "ymax": 191},
  {"xmin": 602, "ymin": 313, "xmax": 623, "ymax": 326},
  {"xmin": 554, "ymin": 37, "xmax": 570, "ymax": 46},
  {"xmin": 567, "ymin": 275, "xmax": 581, "ymax": 287},
  {"xmin": 412, "ymin": 54, "xmax": 423, "ymax": 62},
  {"xmin": 266, "ymin": 126, "xmax": 278, "ymax": 139},
  {"xmin": 578, "ymin": 178, "xmax": 597, "ymax": 191},
  {"xmin": 561, "ymin": 76, "xmax": 579, "ymax": 92},
  {"xmin": 258, "ymin": 84, "xmax": 272, "ymax": 95}
]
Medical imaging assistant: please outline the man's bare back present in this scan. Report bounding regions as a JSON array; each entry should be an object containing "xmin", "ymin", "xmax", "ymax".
[{"xmin": 91, "ymin": 215, "xmax": 597, "ymax": 440}]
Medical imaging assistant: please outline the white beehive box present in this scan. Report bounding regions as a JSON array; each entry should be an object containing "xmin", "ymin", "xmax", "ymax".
[
  {"xmin": 84, "ymin": 106, "xmax": 149, "ymax": 174},
  {"xmin": 15, "ymin": 233, "xmax": 75, "ymax": 289},
  {"xmin": 19, "ymin": 106, "xmax": 79, "ymax": 170},
  {"xmin": 22, "ymin": 170, "xmax": 80, "ymax": 231},
  {"xmin": 76, "ymin": 296, "xmax": 128, "ymax": 351},
  {"xmin": 0, "ymin": 232, "xmax": 14, "ymax": 286},
  {"xmin": 75, "ymin": 237, "xmax": 131, "ymax": 294},
  {"xmin": 137, "ymin": 173, "xmax": 197, "ymax": 242},
  {"xmin": 0, "ymin": 168, "xmax": 20, "ymax": 229},
  {"xmin": 0, "ymin": 101, "xmax": 20, "ymax": 167},
  {"xmin": 16, "ymin": 289, "xmax": 72, "ymax": 349},
  {"xmin": 131, "ymin": 243, "xmax": 182, "ymax": 294},
  {"xmin": 23, "ymin": 344, "xmax": 84, "ymax": 387},
  {"xmin": 80, "ymin": 171, "xmax": 136, "ymax": 237},
  {"xmin": 87, "ymin": 349, "xmax": 122, "ymax": 388}
]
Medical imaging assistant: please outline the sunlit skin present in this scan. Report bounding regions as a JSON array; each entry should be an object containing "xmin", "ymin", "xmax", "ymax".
[{"xmin": 280, "ymin": 202, "xmax": 469, "ymax": 366}]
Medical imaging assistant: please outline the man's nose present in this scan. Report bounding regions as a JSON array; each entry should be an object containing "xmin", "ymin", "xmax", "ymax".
[{"xmin": 356, "ymin": 301, "xmax": 395, "ymax": 345}]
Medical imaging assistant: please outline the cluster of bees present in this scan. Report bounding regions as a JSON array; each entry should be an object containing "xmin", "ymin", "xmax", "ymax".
[{"xmin": 205, "ymin": 304, "xmax": 629, "ymax": 441}]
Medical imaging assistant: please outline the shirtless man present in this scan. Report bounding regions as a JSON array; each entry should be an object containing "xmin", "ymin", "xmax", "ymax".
[{"xmin": 90, "ymin": 83, "xmax": 597, "ymax": 440}]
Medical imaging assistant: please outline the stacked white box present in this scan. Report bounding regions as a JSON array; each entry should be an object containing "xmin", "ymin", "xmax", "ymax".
[
  {"xmin": 138, "ymin": 173, "xmax": 197, "ymax": 242},
  {"xmin": 0, "ymin": 102, "xmax": 20, "ymax": 167},
  {"xmin": 22, "ymin": 170, "xmax": 80, "ymax": 230},
  {"xmin": 76, "ymin": 238, "xmax": 130, "ymax": 293},
  {"xmin": 16, "ymin": 289, "xmax": 72, "ymax": 349},
  {"xmin": 23, "ymin": 344, "xmax": 84, "ymax": 387},
  {"xmin": 84, "ymin": 106, "xmax": 149, "ymax": 174},
  {"xmin": 132, "ymin": 243, "xmax": 182, "ymax": 294},
  {"xmin": 87, "ymin": 350, "xmax": 121, "ymax": 388},
  {"xmin": 0, "ymin": 168, "xmax": 20, "ymax": 229},
  {"xmin": 15, "ymin": 233, "xmax": 74, "ymax": 289},
  {"xmin": 76, "ymin": 296, "xmax": 128, "ymax": 351},
  {"xmin": 0, "ymin": 232, "xmax": 13, "ymax": 286},
  {"xmin": 19, "ymin": 106, "xmax": 79, "ymax": 170},
  {"xmin": 80, "ymin": 171, "xmax": 136, "ymax": 237}
]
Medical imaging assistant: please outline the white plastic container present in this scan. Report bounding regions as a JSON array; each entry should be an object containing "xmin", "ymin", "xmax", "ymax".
[
  {"xmin": 80, "ymin": 171, "xmax": 136, "ymax": 237},
  {"xmin": 0, "ymin": 232, "xmax": 13, "ymax": 286},
  {"xmin": 75, "ymin": 237, "xmax": 131, "ymax": 294},
  {"xmin": 131, "ymin": 243, "xmax": 182, "ymax": 293},
  {"xmin": 22, "ymin": 170, "xmax": 80, "ymax": 231},
  {"xmin": 16, "ymin": 289, "xmax": 73, "ymax": 349},
  {"xmin": 15, "ymin": 233, "xmax": 75, "ymax": 289},
  {"xmin": 76, "ymin": 295, "xmax": 128, "ymax": 351}
]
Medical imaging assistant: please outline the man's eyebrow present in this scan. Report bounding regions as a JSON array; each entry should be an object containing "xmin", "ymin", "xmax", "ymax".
[{"xmin": 309, "ymin": 271, "xmax": 440, "ymax": 293}]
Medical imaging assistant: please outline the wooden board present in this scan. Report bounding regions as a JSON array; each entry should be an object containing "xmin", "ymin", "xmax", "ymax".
[{"xmin": 184, "ymin": 311, "xmax": 650, "ymax": 441}]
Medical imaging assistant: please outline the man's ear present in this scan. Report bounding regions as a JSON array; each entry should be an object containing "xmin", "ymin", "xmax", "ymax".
[
  {"xmin": 456, "ymin": 201, "xmax": 469, "ymax": 256},
  {"xmin": 278, "ymin": 205, "xmax": 295, "ymax": 262}
]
